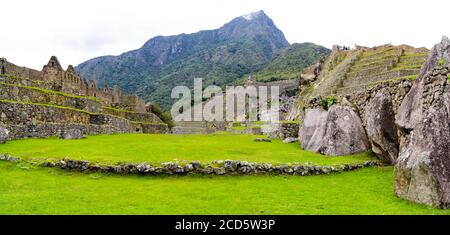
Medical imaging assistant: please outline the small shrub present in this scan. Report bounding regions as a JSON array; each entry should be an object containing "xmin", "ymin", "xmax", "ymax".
[
  {"xmin": 149, "ymin": 104, "xmax": 174, "ymax": 128},
  {"xmin": 320, "ymin": 96, "xmax": 337, "ymax": 110},
  {"xmin": 438, "ymin": 58, "xmax": 446, "ymax": 66}
]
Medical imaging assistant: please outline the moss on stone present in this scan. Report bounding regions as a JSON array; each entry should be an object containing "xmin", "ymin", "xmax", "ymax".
[{"xmin": 103, "ymin": 106, "xmax": 134, "ymax": 113}]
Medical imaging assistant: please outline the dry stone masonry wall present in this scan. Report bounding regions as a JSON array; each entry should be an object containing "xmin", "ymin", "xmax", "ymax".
[
  {"xmin": 0, "ymin": 153, "xmax": 383, "ymax": 176},
  {"xmin": 0, "ymin": 56, "xmax": 169, "ymax": 140}
]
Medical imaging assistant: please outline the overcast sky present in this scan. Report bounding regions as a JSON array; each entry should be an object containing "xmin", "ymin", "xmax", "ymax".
[{"xmin": 1, "ymin": 0, "xmax": 448, "ymax": 69}]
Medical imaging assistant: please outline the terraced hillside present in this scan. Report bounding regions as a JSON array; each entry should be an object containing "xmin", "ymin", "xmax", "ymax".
[
  {"xmin": 336, "ymin": 45, "xmax": 428, "ymax": 95},
  {"xmin": 287, "ymin": 44, "xmax": 428, "ymax": 120}
]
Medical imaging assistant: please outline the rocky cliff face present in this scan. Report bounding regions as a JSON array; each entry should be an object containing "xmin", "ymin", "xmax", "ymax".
[{"xmin": 394, "ymin": 36, "xmax": 450, "ymax": 208}]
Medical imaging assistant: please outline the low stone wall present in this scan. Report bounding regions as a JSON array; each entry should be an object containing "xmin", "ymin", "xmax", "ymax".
[
  {"xmin": 0, "ymin": 154, "xmax": 383, "ymax": 176},
  {"xmin": 102, "ymin": 107, "xmax": 163, "ymax": 123},
  {"xmin": 0, "ymin": 82, "xmax": 102, "ymax": 113},
  {"xmin": 227, "ymin": 126, "xmax": 263, "ymax": 135},
  {"xmin": 172, "ymin": 121, "xmax": 227, "ymax": 134},
  {"xmin": 262, "ymin": 122, "xmax": 299, "ymax": 139},
  {"xmin": 133, "ymin": 123, "xmax": 169, "ymax": 134},
  {"xmin": 0, "ymin": 101, "xmax": 91, "ymax": 125},
  {"xmin": 0, "ymin": 101, "xmax": 133, "ymax": 139},
  {"xmin": 5, "ymin": 123, "xmax": 132, "ymax": 139},
  {"xmin": 89, "ymin": 113, "xmax": 130, "ymax": 127}
]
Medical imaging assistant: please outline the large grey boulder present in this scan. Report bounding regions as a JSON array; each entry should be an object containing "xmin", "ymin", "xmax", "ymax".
[
  {"xmin": 364, "ymin": 89, "xmax": 399, "ymax": 163},
  {"xmin": 60, "ymin": 129, "xmax": 84, "ymax": 140},
  {"xmin": 299, "ymin": 108, "xmax": 329, "ymax": 152},
  {"xmin": 0, "ymin": 127, "xmax": 9, "ymax": 144},
  {"xmin": 319, "ymin": 105, "xmax": 370, "ymax": 156},
  {"xmin": 300, "ymin": 106, "xmax": 370, "ymax": 156},
  {"xmin": 394, "ymin": 36, "xmax": 450, "ymax": 208},
  {"xmin": 395, "ymin": 78, "xmax": 424, "ymax": 131}
]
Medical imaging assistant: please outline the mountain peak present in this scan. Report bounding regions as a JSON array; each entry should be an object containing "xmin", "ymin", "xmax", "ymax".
[
  {"xmin": 76, "ymin": 10, "xmax": 292, "ymax": 109},
  {"xmin": 219, "ymin": 10, "xmax": 289, "ymax": 48},
  {"xmin": 241, "ymin": 10, "xmax": 266, "ymax": 21}
]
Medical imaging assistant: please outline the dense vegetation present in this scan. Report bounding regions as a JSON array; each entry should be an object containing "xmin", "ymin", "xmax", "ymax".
[
  {"xmin": 251, "ymin": 43, "xmax": 330, "ymax": 82},
  {"xmin": 0, "ymin": 133, "xmax": 373, "ymax": 165},
  {"xmin": 1, "ymin": 161, "xmax": 447, "ymax": 214}
]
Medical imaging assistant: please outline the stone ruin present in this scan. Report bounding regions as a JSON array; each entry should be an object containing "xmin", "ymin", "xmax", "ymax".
[
  {"xmin": 1, "ymin": 56, "xmax": 147, "ymax": 111},
  {"xmin": 0, "ymin": 56, "xmax": 169, "ymax": 140},
  {"xmin": 295, "ymin": 36, "xmax": 450, "ymax": 209}
]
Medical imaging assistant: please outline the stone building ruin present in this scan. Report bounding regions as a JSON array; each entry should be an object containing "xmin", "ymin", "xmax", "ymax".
[{"xmin": 0, "ymin": 56, "xmax": 169, "ymax": 139}]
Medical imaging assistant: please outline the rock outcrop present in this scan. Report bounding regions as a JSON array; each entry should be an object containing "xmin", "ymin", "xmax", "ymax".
[
  {"xmin": 300, "ymin": 105, "xmax": 370, "ymax": 156},
  {"xmin": 299, "ymin": 108, "xmax": 328, "ymax": 152},
  {"xmin": 394, "ymin": 36, "xmax": 450, "ymax": 208},
  {"xmin": 0, "ymin": 127, "xmax": 9, "ymax": 144},
  {"xmin": 364, "ymin": 89, "xmax": 399, "ymax": 163},
  {"xmin": 395, "ymin": 91, "xmax": 450, "ymax": 208},
  {"xmin": 418, "ymin": 36, "xmax": 450, "ymax": 79},
  {"xmin": 396, "ymin": 36, "xmax": 450, "ymax": 130},
  {"xmin": 283, "ymin": 137, "xmax": 298, "ymax": 143}
]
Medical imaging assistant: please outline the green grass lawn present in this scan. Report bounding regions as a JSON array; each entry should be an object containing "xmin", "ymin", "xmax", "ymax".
[
  {"xmin": 0, "ymin": 161, "xmax": 447, "ymax": 215},
  {"xmin": 0, "ymin": 133, "xmax": 374, "ymax": 165}
]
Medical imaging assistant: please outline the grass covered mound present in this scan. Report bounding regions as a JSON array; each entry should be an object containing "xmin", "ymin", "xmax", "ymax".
[
  {"xmin": 0, "ymin": 133, "xmax": 374, "ymax": 165},
  {"xmin": 0, "ymin": 161, "xmax": 448, "ymax": 215}
]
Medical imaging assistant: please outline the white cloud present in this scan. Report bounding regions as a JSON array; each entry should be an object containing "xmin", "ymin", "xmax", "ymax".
[{"xmin": 1, "ymin": 0, "xmax": 448, "ymax": 69}]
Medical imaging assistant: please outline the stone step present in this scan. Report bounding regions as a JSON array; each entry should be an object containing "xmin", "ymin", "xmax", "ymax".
[
  {"xmin": 357, "ymin": 54, "xmax": 400, "ymax": 65},
  {"xmin": 313, "ymin": 51, "xmax": 362, "ymax": 97},
  {"xmin": 396, "ymin": 61, "xmax": 425, "ymax": 68},
  {"xmin": 347, "ymin": 64, "xmax": 392, "ymax": 79},
  {"xmin": 351, "ymin": 58, "xmax": 397, "ymax": 71},
  {"xmin": 360, "ymin": 48, "xmax": 401, "ymax": 60},
  {"xmin": 361, "ymin": 47, "xmax": 394, "ymax": 56},
  {"xmin": 336, "ymin": 76, "xmax": 411, "ymax": 96},
  {"xmin": 342, "ymin": 69, "xmax": 419, "ymax": 88},
  {"xmin": 399, "ymin": 56, "xmax": 428, "ymax": 64}
]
